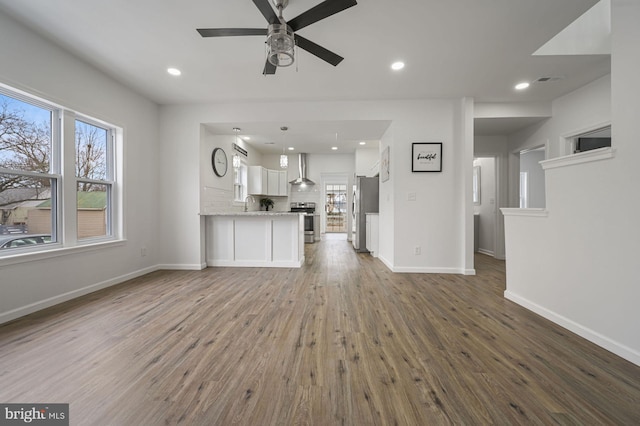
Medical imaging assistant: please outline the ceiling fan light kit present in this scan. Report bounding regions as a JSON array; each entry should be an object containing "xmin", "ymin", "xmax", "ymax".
[
  {"xmin": 267, "ymin": 24, "xmax": 295, "ymax": 67},
  {"xmin": 197, "ymin": 0, "xmax": 357, "ymax": 75}
]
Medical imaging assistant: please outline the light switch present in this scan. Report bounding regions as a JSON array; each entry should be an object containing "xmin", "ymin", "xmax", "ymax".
[{"xmin": 408, "ymin": 192, "xmax": 417, "ymax": 201}]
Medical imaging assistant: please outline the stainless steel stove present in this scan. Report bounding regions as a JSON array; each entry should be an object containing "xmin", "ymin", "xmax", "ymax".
[{"xmin": 290, "ymin": 202, "xmax": 316, "ymax": 243}]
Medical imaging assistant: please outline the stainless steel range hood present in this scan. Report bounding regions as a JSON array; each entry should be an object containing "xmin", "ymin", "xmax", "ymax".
[{"xmin": 289, "ymin": 153, "xmax": 315, "ymax": 185}]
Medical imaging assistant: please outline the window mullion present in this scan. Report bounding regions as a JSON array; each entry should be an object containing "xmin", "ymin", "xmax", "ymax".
[{"xmin": 61, "ymin": 110, "xmax": 78, "ymax": 246}]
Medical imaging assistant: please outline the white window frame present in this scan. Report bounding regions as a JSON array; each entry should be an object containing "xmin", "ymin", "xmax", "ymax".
[
  {"xmin": 74, "ymin": 117, "xmax": 116, "ymax": 242},
  {"xmin": 233, "ymin": 157, "xmax": 248, "ymax": 204},
  {"xmin": 0, "ymin": 83, "xmax": 122, "ymax": 261}
]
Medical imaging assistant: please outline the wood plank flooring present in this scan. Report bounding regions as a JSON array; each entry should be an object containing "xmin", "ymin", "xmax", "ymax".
[{"xmin": 1, "ymin": 236, "xmax": 639, "ymax": 425}]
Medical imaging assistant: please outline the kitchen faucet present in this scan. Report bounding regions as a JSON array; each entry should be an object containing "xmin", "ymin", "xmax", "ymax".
[{"xmin": 244, "ymin": 195, "xmax": 255, "ymax": 212}]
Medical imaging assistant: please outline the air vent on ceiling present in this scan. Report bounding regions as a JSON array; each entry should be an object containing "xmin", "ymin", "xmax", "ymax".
[{"xmin": 534, "ymin": 76, "xmax": 564, "ymax": 83}]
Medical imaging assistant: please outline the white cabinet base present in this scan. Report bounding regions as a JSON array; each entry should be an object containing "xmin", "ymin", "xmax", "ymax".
[{"xmin": 205, "ymin": 213, "xmax": 304, "ymax": 268}]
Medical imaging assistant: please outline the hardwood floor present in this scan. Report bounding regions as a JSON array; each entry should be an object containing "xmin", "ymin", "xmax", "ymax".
[{"xmin": 1, "ymin": 237, "xmax": 639, "ymax": 425}]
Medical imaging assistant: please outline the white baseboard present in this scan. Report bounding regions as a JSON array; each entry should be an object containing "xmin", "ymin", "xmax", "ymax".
[
  {"xmin": 505, "ymin": 290, "xmax": 640, "ymax": 367},
  {"xmin": 477, "ymin": 248, "xmax": 495, "ymax": 257},
  {"xmin": 0, "ymin": 265, "xmax": 160, "ymax": 325},
  {"xmin": 376, "ymin": 255, "xmax": 474, "ymax": 275},
  {"xmin": 378, "ymin": 254, "xmax": 393, "ymax": 271},
  {"xmin": 157, "ymin": 263, "xmax": 207, "ymax": 270},
  {"xmin": 392, "ymin": 266, "xmax": 475, "ymax": 274},
  {"xmin": 206, "ymin": 259, "xmax": 303, "ymax": 268}
]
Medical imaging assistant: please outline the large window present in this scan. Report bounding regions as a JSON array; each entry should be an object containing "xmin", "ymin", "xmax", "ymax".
[
  {"xmin": 0, "ymin": 92, "xmax": 57, "ymax": 250},
  {"xmin": 0, "ymin": 85, "xmax": 120, "ymax": 255}
]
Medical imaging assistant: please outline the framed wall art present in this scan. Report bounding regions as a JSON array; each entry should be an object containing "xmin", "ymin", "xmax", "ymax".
[
  {"xmin": 381, "ymin": 146, "xmax": 390, "ymax": 182},
  {"xmin": 412, "ymin": 142, "xmax": 442, "ymax": 172}
]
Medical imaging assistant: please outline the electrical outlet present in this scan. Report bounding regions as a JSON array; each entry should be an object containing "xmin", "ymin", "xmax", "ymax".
[{"xmin": 414, "ymin": 246, "xmax": 421, "ymax": 255}]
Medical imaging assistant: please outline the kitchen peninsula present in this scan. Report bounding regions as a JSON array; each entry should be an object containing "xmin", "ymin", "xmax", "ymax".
[{"xmin": 203, "ymin": 212, "xmax": 304, "ymax": 268}]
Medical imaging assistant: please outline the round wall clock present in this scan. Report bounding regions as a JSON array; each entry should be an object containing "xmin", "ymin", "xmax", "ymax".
[{"xmin": 211, "ymin": 147, "xmax": 228, "ymax": 177}]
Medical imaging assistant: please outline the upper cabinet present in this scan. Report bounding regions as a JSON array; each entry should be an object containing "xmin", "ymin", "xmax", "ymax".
[
  {"xmin": 278, "ymin": 170, "xmax": 288, "ymax": 195},
  {"xmin": 248, "ymin": 166, "xmax": 287, "ymax": 196},
  {"xmin": 247, "ymin": 166, "xmax": 268, "ymax": 195},
  {"xmin": 267, "ymin": 169, "xmax": 279, "ymax": 196}
]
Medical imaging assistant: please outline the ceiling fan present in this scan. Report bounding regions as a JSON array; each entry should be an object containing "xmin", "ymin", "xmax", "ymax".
[{"xmin": 197, "ymin": 0, "xmax": 357, "ymax": 75}]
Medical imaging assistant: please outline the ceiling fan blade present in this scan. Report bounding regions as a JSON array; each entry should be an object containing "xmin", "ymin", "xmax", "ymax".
[
  {"xmin": 263, "ymin": 60, "xmax": 277, "ymax": 75},
  {"xmin": 253, "ymin": 0, "xmax": 279, "ymax": 25},
  {"xmin": 288, "ymin": 0, "xmax": 357, "ymax": 32},
  {"xmin": 197, "ymin": 28, "xmax": 267, "ymax": 37},
  {"xmin": 295, "ymin": 35, "xmax": 344, "ymax": 66}
]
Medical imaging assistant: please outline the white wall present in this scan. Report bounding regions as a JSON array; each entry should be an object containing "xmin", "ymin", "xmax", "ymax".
[
  {"xmin": 159, "ymin": 98, "xmax": 474, "ymax": 274},
  {"xmin": 0, "ymin": 11, "xmax": 160, "ymax": 323},
  {"xmin": 355, "ymin": 148, "xmax": 380, "ymax": 177},
  {"xmin": 502, "ymin": 0, "xmax": 640, "ymax": 366},
  {"xmin": 507, "ymin": 74, "xmax": 611, "ymax": 207},
  {"xmin": 199, "ymin": 130, "xmax": 265, "ymax": 214}
]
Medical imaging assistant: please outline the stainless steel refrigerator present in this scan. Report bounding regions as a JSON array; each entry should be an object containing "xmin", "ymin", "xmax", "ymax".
[{"xmin": 352, "ymin": 176, "xmax": 379, "ymax": 252}]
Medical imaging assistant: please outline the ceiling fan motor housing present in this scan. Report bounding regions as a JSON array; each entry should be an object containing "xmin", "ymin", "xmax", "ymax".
[{"xmin": 272, "ymin": 0, "xmax": 289, "ymax": 10}]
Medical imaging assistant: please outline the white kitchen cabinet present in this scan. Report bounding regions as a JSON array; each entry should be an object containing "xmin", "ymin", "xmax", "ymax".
[
  {"xmin": 278, "ymin": 170, "xmax": 288, "ymax": 196},
  {"xmin": 248, "ymin": 166, "xmax": 268, "ymax": 195},
  {"xmin": 366, "ymin": 213, "xmax": 379, "ymax": 257},
  {"xmin": 205, "ymin": 212, "xmax": 304, "ymax": 267},
  {"xmin": 267, "ymin": 169, "xmax": 279, "ymax": 195},
  {"xmin": 248, "ymin": 167, "xmax": 288, "ymax": 196}
]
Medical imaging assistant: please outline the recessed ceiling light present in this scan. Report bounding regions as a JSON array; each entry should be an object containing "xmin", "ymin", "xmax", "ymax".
[
  {"xmin": 391, "ymin": 61, "xmax": 405, "ymax": 71},
  {"xmin": 288, "ymin": 147, "xmax": 295, "ymax": 151},
  {"xmin": 359, "ymin": 141, "xmax": 366, "ymax": 145},
  {"xmin": 515, "ymin": 82, "xmax": 530, "ymax": 90},
  {"xmin": 242, "ymin": 136, "xmax": 250, "ymax": 140},
  {"xmin": 331, "ymin": 146, "xmax": 338, "ymax": 150},
  {"xmin": 167, "ymin": 67, "xmax": 182, "ymax": 76}
]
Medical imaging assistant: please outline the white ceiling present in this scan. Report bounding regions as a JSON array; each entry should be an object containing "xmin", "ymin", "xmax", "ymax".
[
  {"xmin": 204, "ymin": 120, "xmax": 390, "ymax": 155},
  {"xmin": 0, "ymin": 0, "xmax": 610, "ymax": 151}
]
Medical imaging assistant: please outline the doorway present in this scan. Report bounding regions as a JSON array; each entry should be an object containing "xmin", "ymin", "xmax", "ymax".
[
  {"xmin": 518, "ymin": 147, "xmax": 546, "ymax": 208},
  {"xmin": 325, "ymin": 184, "xmax": 348, "ymax": 233},
  {"xmin": 473, "ymin": 157, "xmax": 498, "ymax": 257}
]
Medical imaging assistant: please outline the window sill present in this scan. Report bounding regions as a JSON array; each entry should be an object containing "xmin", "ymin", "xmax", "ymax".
[
  {"xmin": 0, "ymin": 239, "xmax": 126, "ymax": 267},
  {"xmin": 541, "ymin": 147, "xmax": 615, "ymax": 170}
]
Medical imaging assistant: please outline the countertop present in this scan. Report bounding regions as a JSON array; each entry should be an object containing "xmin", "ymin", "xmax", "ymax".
[{"xmin": 201, "ymin": 211, "xmax": 301, "ymax": 216}]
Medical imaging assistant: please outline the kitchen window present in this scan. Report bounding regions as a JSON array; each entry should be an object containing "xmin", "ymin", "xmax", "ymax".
[
  {"xmin": 0, "ymin": 84, "xmax": 121, "ymax": 257},
  {"xmin": 233, "ymin": 158, "xmax": 247, "ymax": 203}
]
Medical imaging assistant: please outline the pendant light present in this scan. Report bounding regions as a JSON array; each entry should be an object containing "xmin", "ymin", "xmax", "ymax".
[{"xmin": 280, "ymin": 126, "xmax": 289, "ymax": 169}]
